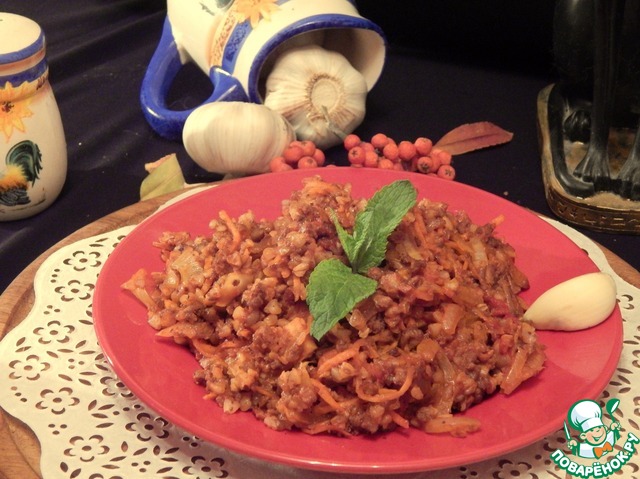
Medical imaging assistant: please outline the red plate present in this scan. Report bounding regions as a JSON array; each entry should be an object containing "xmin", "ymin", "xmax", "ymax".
[{"xmin": 93, "ymin": 167, "xmax": 622, "ymax": 474}]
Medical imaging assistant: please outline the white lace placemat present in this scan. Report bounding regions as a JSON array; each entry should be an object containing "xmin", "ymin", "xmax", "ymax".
[{"xmin": 1, "ymin": 208, "xmax": 639, "ymax": 479}]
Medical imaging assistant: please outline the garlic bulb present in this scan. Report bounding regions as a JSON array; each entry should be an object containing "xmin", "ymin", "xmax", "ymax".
[
  {"xmin": 523, "ymin": 272, "xmax": 617, "ymax": 331},
  {"xmin": 259, "ymin": 30, "xmax": 326, "ymax": 86},
  {"xmin": 183, "ymin": 101, "xmax": 295, "ymax": 175},
  {"xmin": 263, "ymin": 44, "xmax": 368, "ymax": 149}
]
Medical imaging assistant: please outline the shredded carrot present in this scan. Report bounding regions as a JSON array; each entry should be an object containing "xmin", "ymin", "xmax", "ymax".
[
  {"xmin": 313, "ymin": 397, "xmax": 360, "ymax": 415},
  {"xmin": 501, "ymin": 346, "xmax": 528, "ymax": 394},
  {"xmin": 355, "ymin": 365, "xmax": 415, "ymax": 403},
  {"xmin": 389, "ymin": 410, "xmax": 410, "ymax": 429},
  {"xmin": 423, "ymin": 415, "xmax": 481, "ymax": 437},
  {"xmin": 192, "ymin": 338, "xmax": 217, "ymax": 357},
  {"xmin": 303, "ymin": 181, "xmax": 340, "ymax": 197},
  {"xmin": 219, "ymin": 210, "xmax": 241, "ymax": 252},
  {"xmin": 316, "ymin": 339, "xmax": 364, "ymax": 377},
  {"xmin": 412, "ymin": 206, "xmax": 429, "ymax": 249},
  {"xmin": 155, "ymin": 327, "xmax": 177, "ymax": 338},
  {"xmin": 215, "ymin": 338, "xmax": 242, "ymax": 349},
  {"xmin": 310, "ymin": 378, "xmax": 345, "ymax": 412},
  {"xmin": 490, "ymin": 214, "xmax": 505, "ymax": 228},
  {"xmin": 253, "ymin": 385, "xmax": 277, "ymax": 399},
  {"xmin": 236, "ymin": 329, "xmax": 252, "ymax": 340},
  {"xmin": 413, "ymin": 286, "xmax": 435, "ymax": 302},
  {"xmin": 303, "ymin": 420, "xmax": 354, "ymax": 437},
  {"xmin": 279, "ymin": 407, "xmax": 310, "ymax": 427}
]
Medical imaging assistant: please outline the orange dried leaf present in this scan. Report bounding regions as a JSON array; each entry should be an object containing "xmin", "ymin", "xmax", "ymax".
[{"xmin": 434, "ymin": 122, "xmax": 514, "ymax": 156}]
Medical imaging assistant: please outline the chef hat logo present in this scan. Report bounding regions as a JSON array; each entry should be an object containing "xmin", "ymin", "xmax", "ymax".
[{"xmin": 568, "ymin": 399, "xmax": 604, "ymax": 433}]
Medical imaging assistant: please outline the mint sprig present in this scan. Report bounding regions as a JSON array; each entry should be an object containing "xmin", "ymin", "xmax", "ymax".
[
  {"xmin": 306, "ymin": 259, "xmax": 377, "ymax": 340},
  {"xmin": 307, "ymin": 180, "xmax": 417, "ymax": 340}
]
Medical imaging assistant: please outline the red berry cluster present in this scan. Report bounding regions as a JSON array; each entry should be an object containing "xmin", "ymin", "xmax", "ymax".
[
  {"xmin": 344, "ymin": 133, "xmax": 455, "ymax": 180},
  {"xmin": 269, "ymin": 140, "xmax": 326, "ymax": 172},
  {"xmin": 268, "ymin": 134, "xmax": 456, "ymax": 181}
]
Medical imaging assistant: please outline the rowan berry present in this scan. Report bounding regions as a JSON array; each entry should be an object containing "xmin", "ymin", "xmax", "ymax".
[
  {"xmin": 382, "ymin": 142, "xmax": 399, "ymax": 162},
  {"xmin": 269, "ymin": 156, "xmax": 293, "ymax": 172},
  {"xmin": 364, "ymin": 150, "xmax": 380, "ymax": 168},
  {"xmin": 398, "ymin": 140, "xmax": 417, "ymax": 162},
  {"xmin": 298, "ymin": 156, "xmax": 318, "ymax": 169},
  {"xmin": 437, "ymin": 164, "xmax": 456, "ymax": 180},
  {"xmin": 294, "ymin": 140, "xmax": 317, "ymax": 157},
  {"xmin": 361, "ymin": 141, "xmax": 376, "ymax": 152},
  {"xmin": 378, "ymin": 158, "xmax": 395, "ymax": 170},
  {"xmin": 431, "ymin": 148, "xmax": 452, "ymax": 166},
  {"xmin": 348, "ymin": 146, "xmax": 366, "ymax": 165},
  {"xmin": 414, "ymin": 137, "xmax": 433, "ymax": 156},
  {"xmin": 269, "ymin": 156, "xmax": 285, "ymax": 170},
  {"xmin": 343, "ymin": 134, "xmax": 361, "ymax": 151},
  {"xmin": 371, "ymin": 133, "xmax": 391, "ymax": 150},
  {"xmin": 282, "ymin": 145, "xmax": 305, "ymax": 165},
  {"xmin": 416, "ymin": 156, "xmax": 435, "ymax": 174},
  {"xmin": 312, "ymin": 148, "xmax": 325, "ymax": 166}
]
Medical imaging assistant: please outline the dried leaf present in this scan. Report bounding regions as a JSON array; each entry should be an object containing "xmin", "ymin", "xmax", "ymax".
[
  {"xmin": 434, "ymin": 122, "xmax": 514, "ymax": 155},
  {"xmin": 140, "ymin": 154, "xmax": 186, "ymax": 201}
]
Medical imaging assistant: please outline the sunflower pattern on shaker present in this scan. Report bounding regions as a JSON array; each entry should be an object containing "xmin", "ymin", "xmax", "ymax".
[{"xmin": 0, "ymin": 80, "xmax": 35, "ymax": 141}]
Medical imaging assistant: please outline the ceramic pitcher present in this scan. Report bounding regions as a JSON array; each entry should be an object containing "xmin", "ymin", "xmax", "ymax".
[
  {"xmin": 140, "ymin": 0, "xmax": 386, "ymax": 140},
  {"xmin": 0, "ymin": 12, "xmax": 67, "ymax": 221}
]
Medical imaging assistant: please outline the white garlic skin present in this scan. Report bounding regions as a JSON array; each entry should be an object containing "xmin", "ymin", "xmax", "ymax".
[
  {"xmin": 523, "ymin": 272, "xmax": 617, "ymax": 331},
  {"xmin": 264, "ymin": 44, "xmax": 368, "ymax": 149},
  {"xmin": 183, "ymin": 101, "xmax": 295, "ymax": 175},
  {"xmin": 259, "ymin": 30, "xmax": 327, "ymax": 86}
]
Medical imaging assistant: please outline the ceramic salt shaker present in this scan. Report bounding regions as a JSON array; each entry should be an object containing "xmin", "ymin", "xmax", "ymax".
[{"xmin": 0, "ymin": 12, "xmax": 67, "ymax": 221}]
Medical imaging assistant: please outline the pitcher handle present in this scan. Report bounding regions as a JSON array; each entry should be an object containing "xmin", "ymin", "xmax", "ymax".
[{"xmin": 140, "ymin": 17, "xmax": 249, "ymax": 141}]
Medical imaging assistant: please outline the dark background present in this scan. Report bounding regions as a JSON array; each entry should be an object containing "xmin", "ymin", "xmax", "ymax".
[{"xmin": 1, "ymin": 0, "xmax": 636, "ymax": 296}]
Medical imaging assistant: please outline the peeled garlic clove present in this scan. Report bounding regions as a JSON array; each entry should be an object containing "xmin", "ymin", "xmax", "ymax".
[
  {"xmin": 263, "ymin": 44, "xmax": 368, "ymax": 149},
  {"xmin": 523, "ymin": 272, "xmax": 617, "ymax": 331},
  {"xmin": 183, "ymin": 101, "xmax": 295, "ymax": 175}
]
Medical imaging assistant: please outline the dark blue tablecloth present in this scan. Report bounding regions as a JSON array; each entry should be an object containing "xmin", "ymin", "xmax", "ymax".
[{"xmin": 1, "ymin": 0, "xmax": 636, "ymax": 295}]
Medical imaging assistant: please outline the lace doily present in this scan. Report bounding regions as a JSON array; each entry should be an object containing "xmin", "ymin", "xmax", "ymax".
[{"xmin": 1, "ymin": 209, "xmax": 639, "ymax": 479}]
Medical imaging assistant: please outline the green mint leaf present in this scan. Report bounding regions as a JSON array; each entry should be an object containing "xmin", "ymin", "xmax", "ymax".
[
  {"xmin": 307, "ymin": 258, "xmax": 377, "ymax": 340},
  {"xmin": 330, "ymin": 210, "xmax": 358, "ymax": 267},
  {"xmin": 330, "ymin": 209, "xmax": 373, "ymax": 272},
  {"xmin": 351, "ymin": 180, "xmax": 417, "ymax": 273},
  {"xmin": 307, "ymin": 180, "xmax": 418, "ymax": 340}
]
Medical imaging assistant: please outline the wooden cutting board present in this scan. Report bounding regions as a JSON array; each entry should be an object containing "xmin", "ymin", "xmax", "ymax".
[{"xmin": 1, "ymin": 190, "xmax": 639, "ymax": 479}]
